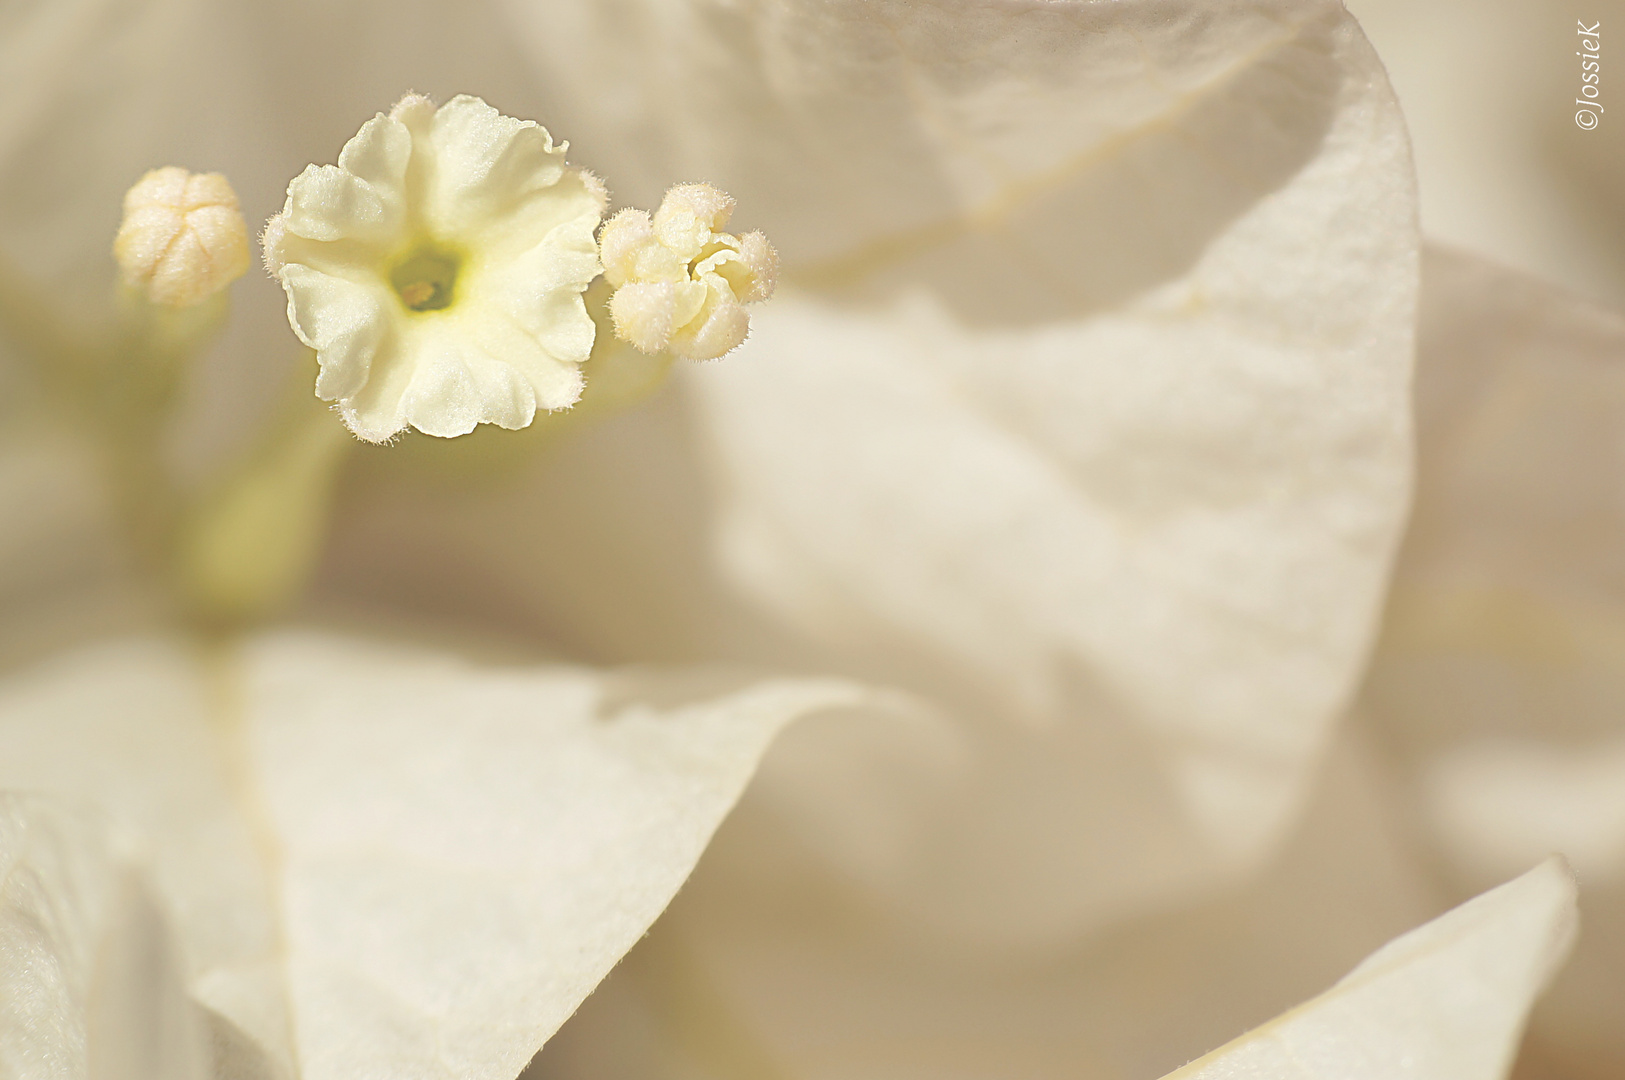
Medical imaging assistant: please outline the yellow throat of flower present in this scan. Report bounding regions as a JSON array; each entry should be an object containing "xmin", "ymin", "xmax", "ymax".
[{"xmin": 389, "ymin": 243, "xmax": 462, "ymax": 313}]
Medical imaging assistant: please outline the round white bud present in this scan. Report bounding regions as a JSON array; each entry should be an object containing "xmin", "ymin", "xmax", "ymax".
[{"xmin": 114, "ymin": 167, "xmax": 250, "ymax": 307}]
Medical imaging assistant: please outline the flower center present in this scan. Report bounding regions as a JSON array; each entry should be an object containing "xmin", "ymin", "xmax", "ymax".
[{"xmin": 390, "ymin": 244, "xmax": 461, "ymax": 312}]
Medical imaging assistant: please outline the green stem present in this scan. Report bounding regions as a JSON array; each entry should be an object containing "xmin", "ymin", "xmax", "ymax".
[
  {"xmin": 173, "ymin": 359, "xmax": 354, "ymax": 629},
  {"xmin": 0, "ymin": 252, "xmax": 354, "ymax": 631}
]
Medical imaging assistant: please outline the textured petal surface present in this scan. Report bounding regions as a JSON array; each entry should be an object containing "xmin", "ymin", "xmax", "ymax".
[
  {"xmin": 1360, "ymin": 247, "xmax": 1625, "ymax": 1080},
  {"xmin": 337, "ymin": 0, "xmax": 1420, "ymax": 948},
  {"xmin": 418, "ymin": 94, "xmax": 569, "ymax": 240},
  {"xmin": 0, "ymin": 794, "xmax": 208, "ymax": 1080},
  {"xmin": 0, "ymin": 639, "xmax": 296, "ymax": 1079},
  {"xmin": 279, "ymin": 264, "xmax": 393, "ymax": 401},
  {"xmin": 242, "ymin": 631, "xmax": 864, "ymax": 1080},
  {"xmin": 683, "ymin": 2, "xmax": 1419, "ymax": 939},
  {"xmin": 0, "ymin": 631, "xmax": 865, "ymax": 1080},
  {"xmin": 264, "ymin": 92, "xmax": 602, "ymax": 441},
  {"xmin": 1162, "ymin": 859, "xmax": 1576, "ymax": 1080},
  {"xmin": 280, "ymin": 161, "xmax": 402, "ymax": 247}
]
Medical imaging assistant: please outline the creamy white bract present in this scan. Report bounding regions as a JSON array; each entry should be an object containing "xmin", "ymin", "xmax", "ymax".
[{"xmin": 262, "ymin": 94, "xmax": 605, "ymax": 442}]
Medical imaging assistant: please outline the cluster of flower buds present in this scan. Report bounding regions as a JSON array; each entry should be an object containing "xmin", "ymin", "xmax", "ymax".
[
  {"xmin": 111, "ymin": 98, "xmax": 779, "ymax": 454},
  {"xmin": 598, "ymin": 183, "xmax": 777, "ymax": 361}
]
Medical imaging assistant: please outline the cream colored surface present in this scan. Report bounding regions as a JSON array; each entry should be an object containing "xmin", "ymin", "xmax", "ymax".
[
  {"xmin": 532, "ymin": 771, "xmax": 1571, "ymax": 1080},
  {"xmin": 532, "ymin": 726, "xmax": 1447, "ymax": 1080},
  {"xmin": 1168, "ymin": 859, "xmax": 1576, "ymax": 1080},
  {"xmin": 1345, "ymin": 0, "xmax": 1625, "ymax": 309},
  {"xmin": 114, "ymin": 167, "xmax": 248, "ymax": 308},
  {"xmin": 0, "ymin": 633, "xmax": 862, "ymax": 1079},
  {"xmin": 600, "ymin": 183, "xmax": 776, "ymax": 361},
  {"xmin": 342, "ymin": 0, "xmax": 1420, "ymax": 949},
  {"xmin": 1362, "ymin": 246, "xmax": 1625, "ymax": 1080},
  {"xmin": 0, "ymin": 795, "xmax": 207, "ymax": 1080}
]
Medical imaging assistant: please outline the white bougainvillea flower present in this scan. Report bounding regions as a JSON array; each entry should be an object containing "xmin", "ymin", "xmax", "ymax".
[
  {"xmin": 361, "ymin": 0, "xmax": 1422, "ymax": 953},
  {"xmin": 599, "ymin": 183, "xmax": 777, "ymax": 359},
  {"xmin": 0, "ymin": 1, "xmax": 1610, "ymax": 1080},
  {"xmin": 528, "ymin": 252, "xmax": 1625, "ymax": 1080},
  {"xmin": 0, "ymin": 632, "xmax": 865, "ymax": 1078},
  {"xmin": 113, "ymin": 167, "xmax": 249, "ymax": 308},
  {"xmin": 262, "ymin": 93, "xmax": 605, "ymax": 442}
]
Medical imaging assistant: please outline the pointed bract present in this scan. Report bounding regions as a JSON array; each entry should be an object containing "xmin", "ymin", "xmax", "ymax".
[
  {"xmin": 1164, "ymin": 860, "xmax": 1577, "ymax": 1080},
  {"xmin": 0, "ymin": 633, "xmax": 869, "ymax": 1079}
]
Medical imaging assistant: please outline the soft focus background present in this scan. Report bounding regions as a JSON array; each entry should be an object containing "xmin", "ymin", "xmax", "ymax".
[
  {"xmin": 1347, "ymin": 0, "xmax": 1625, "ymax": 309},
  {"xmin": 1343, "ymin": 4, "xmax": 1625, "ymax": 1075}
]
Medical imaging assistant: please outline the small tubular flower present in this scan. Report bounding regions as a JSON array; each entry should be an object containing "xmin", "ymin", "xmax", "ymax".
[
  {"xmin": 263, "ymin": 94, "xmax": 606, "ymax": 442},
  {"xmin": 599, "ymin": 183, "xmax": 777, "ymax": 361},
  {"xmin": 114, "ymin": 167, "xmax": 249, "ymax": 307}
]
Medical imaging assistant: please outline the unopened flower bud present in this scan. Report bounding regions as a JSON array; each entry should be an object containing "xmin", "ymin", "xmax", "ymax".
[
  {"xmin": 599, "ymin": 210, "xmax": 685, "ymax": 287},
  {"xmin": 114, "ymin": 167, "xmax": 250, "ymax": 307},
  {"xmin": 721, "ymin": 230, "xmax": 779, "ymax": 303},
  {"xmin": 652, "ymin": 182, "xmax": 735, "ymax": 259},
  {"xmin": 600, "ymin": 182, "xmax": 777, "ymax": 361}
]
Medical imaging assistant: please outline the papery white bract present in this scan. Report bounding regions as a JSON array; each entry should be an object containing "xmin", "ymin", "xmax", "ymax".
[
  {"xmin": 0, "ymin": 795, "xmax": 208, "ymax": 1080},
  {"xmin": 263, "ymin": 94, "xmax": 605, "ymax": 443},
  {"xmin": 0, "ymin": 632, "xmax": 868, "ymax": 1080},
  {"xmin": 1169, "ymin": 859, "xmax": 1577, "ymax": 1080}
]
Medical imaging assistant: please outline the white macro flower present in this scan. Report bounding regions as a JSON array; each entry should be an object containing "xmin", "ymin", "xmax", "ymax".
[
  {"xmin": 262, "ymin": 93, "xmax": 606, "ymax": 443},
  {"xmin": 9, "ymin": 0, "xmax": 1625, "ymax": 1077},
  {"xmin": 113, "ymin": 167, "xmax": 249, "ymax": 307},
  {"xmin": 599, "ymin": 183, "xmax": 777, "ymax": 360}
]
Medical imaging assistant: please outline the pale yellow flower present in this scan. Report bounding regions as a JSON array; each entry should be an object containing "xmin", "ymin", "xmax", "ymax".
[{"xmin": 263, "ymin": 94, "xmax": 605, "ymax": 442}]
